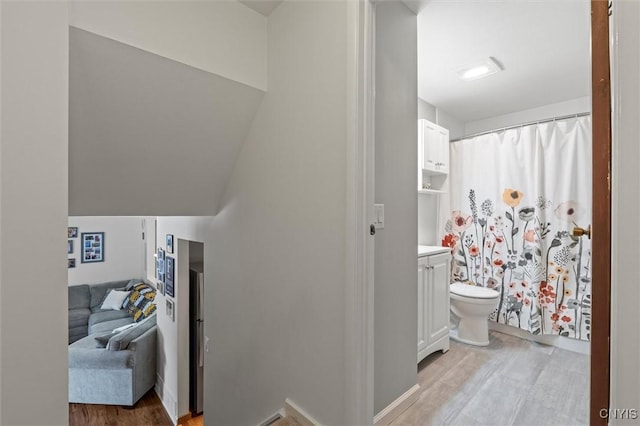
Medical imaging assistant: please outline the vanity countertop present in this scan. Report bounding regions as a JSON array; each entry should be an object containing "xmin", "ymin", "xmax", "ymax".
[{"xmin": 418, "ymin": 245, "xmax": 450, "ymax": 257}]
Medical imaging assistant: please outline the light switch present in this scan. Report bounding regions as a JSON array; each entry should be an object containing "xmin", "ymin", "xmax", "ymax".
[
  {"xmin": 205, "ymin": 336, "xmax": 210, "ymax": 353},
  {"xmin": 374, "ymin": 204, "xmax": 385, "ymax": 229}
]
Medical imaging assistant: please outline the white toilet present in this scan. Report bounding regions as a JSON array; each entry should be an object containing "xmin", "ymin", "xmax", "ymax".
[{"xmin": 449, "ymin": 283, "xmax": 500, "ymax": 346}]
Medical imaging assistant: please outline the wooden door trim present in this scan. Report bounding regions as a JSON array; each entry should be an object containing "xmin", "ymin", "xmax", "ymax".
[{"xmin": 590, "ymin": 1, "xmax": 612, "ymax": 424}]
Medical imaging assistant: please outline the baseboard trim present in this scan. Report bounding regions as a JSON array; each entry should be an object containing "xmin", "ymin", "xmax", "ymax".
[
  {"xmin": 154, "ymin": 387, "xmax": 175, "ymax": 425},
  {"xmin": 155, "ymin": 375, "xmax": 178, "ymax": 425},
  {"xmin": 373, "ymin": 384, "xmax": 420, "ymax": 426},
  {"xmin": 284, "ymin": 398, "xmax": 321, "ymax": 426},
  {"xmin": 257, "ymin": 409, "xmax": 286, "ymax": 426},
  {"xmin": 177, "ymin": 413, "xmax": 193, "ymax": 425}
]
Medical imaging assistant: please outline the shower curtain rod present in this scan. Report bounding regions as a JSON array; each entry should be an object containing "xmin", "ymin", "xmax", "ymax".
[{"xmin": 450, "ymin": 111, "xmax": 591, "ymax": 142}]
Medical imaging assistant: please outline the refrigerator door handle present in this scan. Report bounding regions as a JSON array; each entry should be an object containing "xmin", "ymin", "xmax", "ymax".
[{"xmin": 197, "ymin": 320, "xmax": 204, "ymax": 367}]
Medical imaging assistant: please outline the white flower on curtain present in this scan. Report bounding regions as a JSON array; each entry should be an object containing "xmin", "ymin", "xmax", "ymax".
[{"xmin": 445, "ymin": 116, "xmax": 592, "ymax": 341}]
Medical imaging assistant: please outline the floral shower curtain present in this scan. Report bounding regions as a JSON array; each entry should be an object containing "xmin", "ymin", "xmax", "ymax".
[{"xmin": 445, "ymin": 116, "xmax": 592, "ymax": 341}]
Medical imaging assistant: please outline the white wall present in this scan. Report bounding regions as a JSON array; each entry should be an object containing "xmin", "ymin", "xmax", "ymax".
[
  {"xmin": 418, "ymin": 97, "xmax": 437, "ymax": 122},
  {"xmin": 610, "ymin": 1, "xmax": 640, "ymax": 422},
  {"xmin": 374, "ymin": 1, "xmax": 419, "ymax": 415},
  {"xmin": 436, "ymin": 108, "xmax": 464, "ymax": 141},
  {"xmin": 206, "ymin": 1, "xmax": 348, "ymax": 424},
  {"xmin": 0, "ymin": 2, "xmax": 69, "ymax": 424},
  {"xmin": 69, "ymin": 0, "xmax": 267, "ymax": 91},
  {"xmin": 68, "ymin": 217, "xmax": 145, "ymax": 286},
  {"xmin": 464, "ymin": 96, "xmax": 591, "ymax": 137},
  {"xmin": 151, "ymin": 217, "xmax": 211, "ymax": 423}
]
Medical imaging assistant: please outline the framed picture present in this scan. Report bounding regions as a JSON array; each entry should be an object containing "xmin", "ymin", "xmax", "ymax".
[
  {"xmin": 67, "ymin": 240, "xmax": 74, "ymax": 254},
  {"xmin": 165, "ymin": 256, "xmax": 175, "ymax": 298},
  {"xmin": 166, "ymin": 234, "xmax": 174, "ymax": 254},
  {"xmin": 68, "ymin": 227, "xmax": 78, "ymax": 238},
  {"xmin": 156, "ymin": 280, "xmax": 164, "ymax": 296},
  {"xmin": 166, "ymin": 299, "xmax": 175, "ymax": 321},
  {"xmin": 68, "ymin": 258, "xmax": 76, "ymax": 269},
  {"xmin": 157, "ymin": 248, "xmax": 165, "ymax": 283},
  {"xmin": 81, "ymin": 232, "xmax": 104, "ymax": 263}
]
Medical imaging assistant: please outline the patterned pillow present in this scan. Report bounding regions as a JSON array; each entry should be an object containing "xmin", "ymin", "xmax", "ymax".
[{"xmin": 122, "ymin": 282, "xmax": 157, "ymax": 322}]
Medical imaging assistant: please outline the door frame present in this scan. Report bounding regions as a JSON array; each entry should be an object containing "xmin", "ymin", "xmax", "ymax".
[
  {"xmin": 348, "ymin": 0, "xmax": 613, "ymax": 423},
  {"xmin": 345, "ymin": 0, "xmax": 376, "ymax": 424},
  {"xmin": 590, "ymin": 1, "xmax": 612, "ymax": 424}
]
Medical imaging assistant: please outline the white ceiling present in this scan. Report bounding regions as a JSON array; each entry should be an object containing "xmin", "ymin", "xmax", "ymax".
[{"xmin": 417, "ymin": 0, "xmax": 591, "ymax": 123}]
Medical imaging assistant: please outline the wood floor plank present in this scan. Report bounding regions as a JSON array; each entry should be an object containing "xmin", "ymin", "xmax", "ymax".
[{"xmin": 69, "ymin": 390, "xmax": 204, "ymax": 426}]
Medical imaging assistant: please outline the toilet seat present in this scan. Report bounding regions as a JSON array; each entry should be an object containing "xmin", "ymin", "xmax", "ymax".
[{"xmin": 450, "ymin": 283, "xmax": 499, "ymax": 299}]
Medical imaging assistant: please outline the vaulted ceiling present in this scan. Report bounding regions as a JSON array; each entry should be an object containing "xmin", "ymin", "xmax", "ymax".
[{"xmin": 69, "ymin": 27, "xmax": 264, "ymax": 215}]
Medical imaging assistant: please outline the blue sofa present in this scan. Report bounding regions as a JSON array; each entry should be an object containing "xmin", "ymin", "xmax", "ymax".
[{"xmin": 68, "ymin": 279, "xmax": 157, "ymax": 406}]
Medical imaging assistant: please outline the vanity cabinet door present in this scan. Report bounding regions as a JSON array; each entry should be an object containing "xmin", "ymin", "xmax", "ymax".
[
  {"xmin": 427, "ymin": 252, "xmax": 451, "ymax": 345},
  {"xmin": 418, "ymin": 251, "xmax": 451, "ymax": 363},
  {"xmin": 417, "ymin": 257, "xmax": 428, "ymax": 358}
]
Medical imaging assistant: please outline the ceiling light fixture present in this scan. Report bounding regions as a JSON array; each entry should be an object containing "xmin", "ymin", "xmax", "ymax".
[{"xmin": 457, "ymin": 57, "xmax": 502, "ymax": 81}]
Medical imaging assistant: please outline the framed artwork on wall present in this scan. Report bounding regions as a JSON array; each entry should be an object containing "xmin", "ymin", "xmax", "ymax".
[
  {"xmin": 165, "ymin": 256, "xmax": 175, "ymax": 298},
  {"xmin": 166, "ymin": 234, "xmax": 174, "ymax": 254},
  {"xmin": 81, "ymin": 232, "xmax": 104, "ymax": 263},
  {"xmin": 68, "ymin": 258, "xmax": 76, "ymax": 269},
  {"xmin": 156, "ymin": 280, "xmax": 164, "ymax": 296},
  {"xmin": 68, "ymin": 227, "xmax": 78, "ymax": 238},
  {"xmin": 166, "ymin": 299, "xmax": 175, "ymax": 322},
  {"xmin": 157, "ymin": 248, "xmax": 165, "ymax": 283},
  {"xmin": 67, "ymin": 240, "xmax": 73, "ymax": 254}
]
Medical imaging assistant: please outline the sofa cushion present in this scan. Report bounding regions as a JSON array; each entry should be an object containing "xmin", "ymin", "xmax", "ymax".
[
  {"xmin": 89, "ymin": 280, "xmax": 132, "ymax": 312},
  {"xmin": 69, "ymin": 308, "xmax": 92, "ymax": 329},
  {"xmin": 89, "ymin": 316, "xmax": 134, "ymax": 335},
  {"xmin": 88, "ymin": 309, "xmax": 131, "ymax": 331},
  {"xmin": 69, "ymin": 326, "xmax": 88, "ymax": 344},
  {"xmin": 107, "ymin": 314, "xmax": 156, "ymax": 351},
  {"xmin": 69, "ymin": 285, "xmax": 90, "ymax": 310}
]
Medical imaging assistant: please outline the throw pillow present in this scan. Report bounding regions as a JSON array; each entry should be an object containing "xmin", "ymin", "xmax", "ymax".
[
  {"xmin": 122, "ymin": 282, "xmax": 157, "ymax": 322},
  {"xmin": 100, "ymin": 290, "xmax": 130, "ymax": 311},
  {"xmin": 94, "ymin": 331, "xmax": 117, "ymax": 348}
]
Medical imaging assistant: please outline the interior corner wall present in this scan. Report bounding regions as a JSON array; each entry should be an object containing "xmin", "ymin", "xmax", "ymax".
[
  {"xmin": 68, "ymin": 217, "xmax": 145, "ymax": 286},
  {"xmin": 610, "ymin": 0, "xmax": 640, "ymax": 420},
  {"xmin": 418, "ymin": 98, "xmax": 437, "ymax": 122},
  {"xmin": 374, "ymin": 1, "xmax": 419, "ymax": 415},
  {"xmin": 205, "ymin": 1, "xmax": 348, "ymax": 424},
  {"xmin": 0, "ymin": 2, "xmax": 69, "ymax": 424},
  {"xmin": 152, "ymin": 217, "xmax": 211, "ymax": 423},
  {"xmin": 69, "ymin": 0, "xmax": 267, "ymax": 91}
]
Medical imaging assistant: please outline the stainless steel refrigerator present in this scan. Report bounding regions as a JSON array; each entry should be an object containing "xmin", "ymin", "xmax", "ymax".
[{"xmin": 189, "ymin": 266, "xmax": 204, "ymax": 415}]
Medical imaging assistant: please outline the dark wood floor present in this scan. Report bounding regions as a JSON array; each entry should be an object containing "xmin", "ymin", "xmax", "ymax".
[{"xmin": 69, "ymin": 390, "xmax": 203, "ymax": 426}]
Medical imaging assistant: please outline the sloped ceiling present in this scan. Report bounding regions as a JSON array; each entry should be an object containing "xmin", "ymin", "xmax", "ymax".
[
  {"xmin": 417, "ymin": 0, "xmax": 591, "ymax": 122},
  {"xmin": 69, "ymin": 27, "xmax": 264, "ymax": 216},
  {"xmin": 238, "ymin": 0, "xmax": 282, "ymax": 16}
]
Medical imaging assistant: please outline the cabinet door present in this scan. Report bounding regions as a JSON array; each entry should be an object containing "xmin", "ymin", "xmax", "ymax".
[
  {"xmin": 427, "ymin": 253, "xmax": 451, "ymax": 344},
  {"xmin": 436, "ymin": 128, "xmax": 450, "ymax": 173},
  {"xmin": 417, "ymin": 260, "xmax": 427, "ymax": 355},
  {"xmin": 422, "ymin": 122, "xmax": 439, "ymax": 171}
]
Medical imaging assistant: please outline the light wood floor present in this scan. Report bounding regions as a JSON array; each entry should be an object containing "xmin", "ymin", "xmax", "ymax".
[
  {"xmin": 391, "ymin": 331, "xmax": 590, "ymax": 426},
  {"xmin": 69, "ymin": 390, "xmax": 203, "ymax": 426}
]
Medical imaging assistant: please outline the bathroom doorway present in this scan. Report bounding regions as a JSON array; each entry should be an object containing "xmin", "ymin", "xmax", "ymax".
[{"xmin": 369, "ymin": 0, "xmax": 611, "ymax": 424}]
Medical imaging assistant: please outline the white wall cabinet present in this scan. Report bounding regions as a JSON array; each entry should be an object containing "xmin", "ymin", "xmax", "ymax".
[
  {"xmin": 417, "ymin": 251, "xmax": 451, "ymax": 363},
  {"xmin": 418, "ymin": 119, "xmax": 450, "ymax": 195},
  {"xmin": 419, "ymin": 119, "xmax": 450, "ymax": 176}
]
